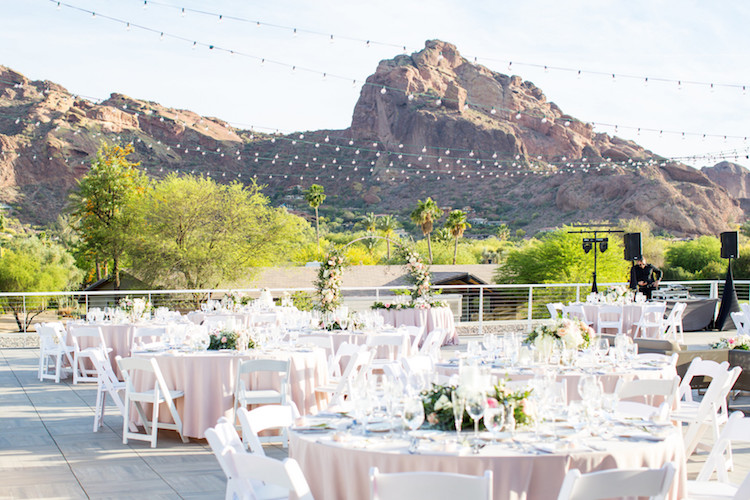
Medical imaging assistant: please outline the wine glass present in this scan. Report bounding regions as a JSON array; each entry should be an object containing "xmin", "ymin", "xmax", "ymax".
[
  {"xmin": 483, "ymin": 404, "xmax": 506, "ymax": 443},
  {"xmin": 402, "ymin": 398, "xmax": 425, "ymax": 451},
  {"xmin": 465, "ymin": 391, "xmax": 487, "ymax": 453},
  {"xmin": 596, "ymin": 337, "xmax": 609, "ymax": 357},
  {"xmin": 451, "ymin": 390, "xmax": 466, "ymax": 445}
]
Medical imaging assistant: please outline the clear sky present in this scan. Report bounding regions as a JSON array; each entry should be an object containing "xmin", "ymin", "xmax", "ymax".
[{"xmin": 1, "ymin": 0, "xmax": 749, "ymax": 168}]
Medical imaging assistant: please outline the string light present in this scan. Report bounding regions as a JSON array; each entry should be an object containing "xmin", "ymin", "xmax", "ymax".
[{"xmin": 55, "ymin": 0, "xmax": 750, "ymax": 94}]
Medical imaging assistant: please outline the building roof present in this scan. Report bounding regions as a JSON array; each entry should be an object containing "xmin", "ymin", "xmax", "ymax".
[{"xmin": 245, "ymin": 264, "xmax": 496, "ymax": 290}]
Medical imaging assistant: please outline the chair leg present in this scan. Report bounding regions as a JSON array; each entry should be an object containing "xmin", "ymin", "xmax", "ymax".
[
  {"xmin": 54, "ymin": 353, "xmax": 62, "ymax": 384},
  {"xmin": 38, "ymin": 351, "xmax": 44, "ymax": 381},
  {"xmin": 150, "ymin": 399, "xmax": 159, "ymax": 448},
  {"xmin": 122, "ymin": 395, "xmax": 130, "ymax": 445},
  {"xmin": 94, "ymin": 386, "xmax": 103, "ymax": 432}
]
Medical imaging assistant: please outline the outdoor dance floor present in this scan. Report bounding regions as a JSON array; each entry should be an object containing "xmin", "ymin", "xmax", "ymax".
[{"xmin": 0, "ymin": 334, "xmax": 748, "ymax": 499}]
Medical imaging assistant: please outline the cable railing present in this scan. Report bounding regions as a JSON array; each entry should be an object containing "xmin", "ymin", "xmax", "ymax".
[{"xmin": 0, "ymin": 280, "xmax": 742, "ymax": 333}]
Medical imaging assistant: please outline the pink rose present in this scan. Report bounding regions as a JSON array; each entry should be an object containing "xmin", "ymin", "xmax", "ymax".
[
  {"xmin": 221, "ymin": 336, "xmax": 227, "ymax": 343},
  {"xmin": 427, "ymin": 412, "xmax": 439, "ymax": 425},
  {"xmin": 486, "ymin": 398, "xmax": 499, "ymax": 408},
  {"xmin": 729, "ymin": 338, "xmax": 735, "ymax": 344}
]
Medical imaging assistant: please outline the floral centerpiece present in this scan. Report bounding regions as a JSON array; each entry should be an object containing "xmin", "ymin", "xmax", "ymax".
[
  {"xmin": 711, "ymin": 335, "xmax": 750, "ymax": 351},
  {"xmin": 603, "ymin": 285, "xmax": 635, "ymax": 304},
  {"xmin": 118, "ymin": 296, "xmax": 152, "ymax": 322},
  {"xmin": 405, "ymin": 250, "xmax": 432, "ymax": 302},
  {"xmin": 526, "ymin": 318, "xmax": 593, "ymax": 350},
  {"xmin": 315, "ymin": 250, "xmax": 347, "ymax": 313},
  {"xmin": 221, "ymin": 290, "xmax": 243, "ymax": 312},
  {"xmin": 208, "ymin": 328, "xmax": 256, "ymax": 351},
  {"xmin": 421, "ymin": 381, "xmax": 533, "ymax": 431}
]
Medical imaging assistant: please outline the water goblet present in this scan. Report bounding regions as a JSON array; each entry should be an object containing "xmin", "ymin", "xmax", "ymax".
[
  {"xmin": 402, "ymin": 397, "xmax": 425, "ymax": 450},
  {"xmin": 465, "ymin": 391, "xmax": 487, "ymax": 453},
  {"xmin": 483, "ymin": 404, "xmax": 506, "ymax": 443}
]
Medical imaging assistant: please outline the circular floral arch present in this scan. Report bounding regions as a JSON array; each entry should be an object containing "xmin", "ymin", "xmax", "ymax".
[{"xmin": 315, "ymin": 237, "xmax": 434, "ymax": 312}]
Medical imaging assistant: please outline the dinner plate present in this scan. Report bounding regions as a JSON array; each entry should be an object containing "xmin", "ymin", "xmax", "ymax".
[{"xmin": 366, "ymin": 422, "xmax": 391, "ymax": 433}]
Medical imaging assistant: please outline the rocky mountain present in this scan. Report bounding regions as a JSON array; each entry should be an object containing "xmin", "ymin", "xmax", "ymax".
[
  {"xmin": 0, "ymin": 40, "xmax": 745, "ymax": 237},
  {"xmin": 702, "ymin": 162, "xmax": 750, "ymax": 198}
]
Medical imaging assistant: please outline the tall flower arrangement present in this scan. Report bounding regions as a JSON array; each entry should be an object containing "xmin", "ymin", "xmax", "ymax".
[
  {"xmin": 404, "ymin": 250, "xmax": 432, "ymax": 302},
  {"xmin": 316, "ymin": 250, "xmax": 346, "ymax": 313}
]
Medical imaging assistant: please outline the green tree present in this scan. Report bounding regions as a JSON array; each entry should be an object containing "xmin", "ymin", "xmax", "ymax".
[
  {"xmin": 495, "ymin": 228, "xmax": 630, "ymax": 284},
  {"xmin": 0, "ymin": 236, "xmax": 83, "ymax": 331},
  {"xmin": 410, "ymin": 197, "xmax": 442, "ymax": 264},
  {"xmin": 496, "ymin": 224, "xmax": 510, "ymax": 241},
  {"xmin": 663, "ymin": 236, "xmax": 722, "ymax": 280},
  {"xmin": 378, "ymin": 214, "xmax": 399, "ymax": 260},
  {"xmin": 69, "ymin": 143, "xmax": 147, "ymax": 288},
  {"xmin": 127, "ymin": 174, "xmax": 311, "ymax": 291},
  {"xmin": 445, "ymin": 210, "xmax": 471, "ymax": 265},
  {"xmin": 304, "ymin": 184, "xmax": 326, "ymax": 249}
]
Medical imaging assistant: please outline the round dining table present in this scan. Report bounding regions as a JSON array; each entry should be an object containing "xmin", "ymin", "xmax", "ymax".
[
  {"xmin": 130, "ymin": 347, "xmax": 329, "ymax": 439},
  {"xmin": 376, "ymin": 306, "xmax": 457, "ymax": 345},
  {"xmin": 66, "ymin": 320, "xmax": 192, "ymax": 377},
  {"xmin": 289, "ymin": 417, "xmax": 687, "ymax": 500},
  {"xmin": 436, "ymin": 357, "xmax": 677, "ymax": 403}
]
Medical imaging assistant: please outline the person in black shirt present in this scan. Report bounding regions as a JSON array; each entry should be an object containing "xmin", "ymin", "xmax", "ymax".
[{"xmin": 629, "ymin": 258, "xmax": 663, "ymax": 299}]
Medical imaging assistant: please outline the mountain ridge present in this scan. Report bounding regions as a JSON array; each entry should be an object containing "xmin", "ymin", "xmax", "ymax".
[{"xmin": 0, "ymin": 40, "xmax": 745, "ymax": 236}]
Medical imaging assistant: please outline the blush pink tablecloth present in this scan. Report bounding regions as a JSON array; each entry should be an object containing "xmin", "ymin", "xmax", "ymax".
[
  {"xmin": 376, "ymin": 307, "xmax": 457, "ymax": 345},
  {"xmin": 290, "ymin": 427, "xmax": 687, "ymax": 500},
  {"xmin": 581, "ymin": 304, "xmax": 661, "ymax": 338},
  {"xmin": 131, "ymin": 348, "xmax": 328, "ymax": 439}
]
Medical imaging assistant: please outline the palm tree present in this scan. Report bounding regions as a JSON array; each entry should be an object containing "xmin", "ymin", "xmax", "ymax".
[
  {"xmin": 378, "ymin": 215, "xmax": 399, "ymax": 260},
  {"xmin": 303, "ymin": 184, "xmax": 326, "ymax": 249},
  {"xmin": 445, "ymin": 210, "xmax": 471, "ymax": 265},
  {"xmin": 361, "ymin": 212, "xmax": 378, "ymax": 233},
  {"xmin": 410, "ymin": 197, "xmax": 443, "ymax": 263}
]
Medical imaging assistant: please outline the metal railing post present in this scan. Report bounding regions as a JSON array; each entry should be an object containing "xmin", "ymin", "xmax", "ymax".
[
  {"xmin": 478, "ymin": 286, "xmax": 484, "ymax": 336},
  {"xmin": 710, "ymin": 281, "xmax": 718, "ymax": 299},
  {"xmin": 575, "ymin": 284, "xmax": 581, "ymax": 303},
  {"xmin": 527, "ymin": 286, "xmax": 534, "ymax": 332},
  {"xmin": 21, "ymin": 295, "xmax": 26, "ymax": 333}
]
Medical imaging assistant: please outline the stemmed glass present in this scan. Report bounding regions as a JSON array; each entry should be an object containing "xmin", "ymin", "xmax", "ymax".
[
  {"xmin": 451, "ymin": 390, "xmax": 466, "ymax": 445},
  {"xmin": 595, "ymin": 337, "xmax": 609, "ymax": 361},
  {"xmin": 465, "ymin": 390, "xmax": 487, "ymax": 453},
  {"xmin": 483, "ymin": 404, "xmax": 506, "ymax": 444},
  {"xmin": 402, "ymin": 398, "xmax": 425, "ymax": 452}
]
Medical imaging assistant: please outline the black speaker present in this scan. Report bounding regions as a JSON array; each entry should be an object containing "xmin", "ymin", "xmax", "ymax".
[
  {"xmin": 721, "ymin": 231, "xmax": 739, "ymax": 259},
  {"xmin": 623, "ymin": 233, "xmax": 642, "ymax": 261}
]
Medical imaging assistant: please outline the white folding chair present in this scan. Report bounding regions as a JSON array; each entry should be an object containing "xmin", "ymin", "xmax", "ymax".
[
  {"xmin": 300, "ymin": 334, "xmax": 334, "ymax": 356},
  {"xmin": 328, "ymin": 342, "xmax": 364, "ymax": 381},
  {"xmin": 677, "ymin": 357, "xmax": 731, "ymax": 409},
  {"xmin": 562, "ymin": 304, "xmax": 593, "ymax": 327},
  {"xmin": 595, "ymin": 305, "xmax": 624, "ymax": 335},
  {"xmin": 237, "ymin": 404, "xmax": 297, "ymax": 454},
  {"xmin": 233, "ymin": 358, "xmax": 290, "ymax": 426},
  {"xmin": 206, "ymin": 418, "xmax": 256, "ymax": 500},
  {"xmin": 69, "ymin": 325, "xmax": 112, "ymax": 384},
  {"xmin": 223, "ymin": 447, "xmax": 314, "ymax": 500},
  {"xmin": 419, "ymin": 328, "xmax": 448, "ymax": 361},
  {"xmin": 616, "ymin": 375, "xmax": 680, "ymax": 408},
  {"xmin": 663, "ymin": 302, "xmax": 687, "ymax": 343},
  {"xmin": 316, "ymin": 348, "xmax": 374, "ymax": 410},
  {"xmin": 556, "ymin": 462, "xmax": 676, "ymax": 500},
  {"xmin": 633, "ymin": 302, "xmax": 667, "ymax": 339},
  {"xmin": 366, "ymin": 333, "xmax": 409, "ymax": 375},
  {"xmin": 688, "ymin": 411, "xmax": 750, "ymax": 500},
  {"xmin": 399, "ymin": 325, "xmax": 425, "ymax": 354},
  {"xmin": 369, "ymin": 466, "xmax": 492, "ymax": 500},
  {"xmin": 546, "ymin": 302, "xmax": 565, "ymax": 319},
  {"xmin": 117, "ymin": 356, "xmax": 189, "ymax": 448},
  {"xmin": 37, "ymin": 324, "xmax": 74, "ymax": 383},
  {"xmin": 131, "ymin": 326, "xmax": 167, "ymax": 351},
  {"xmin": 672, "ymin": 366, "xmax": 741, "ymax": 457},
  {"xmin": 204, "ymin": 315, "xmax": 238, "ymax": 329},
  {"xmin": 91, "ymin": 351, "xmax": 137, "ymax": 433}
]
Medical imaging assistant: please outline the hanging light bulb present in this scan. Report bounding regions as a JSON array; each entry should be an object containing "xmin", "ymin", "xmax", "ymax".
[
  {"xmin": 181, "ymin": 7, "xmax": 186, "ymax": 16},
  {"xmin": 490, "ymin": 107, "xmax": 496, "ymax": 115},
  {"xmin": 380, "ymin": 87, "xmax": 387, "ymax": 94},
  {"xmin": 125, "ymin": 22, "xmax": 131, "ymax": 31}
]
